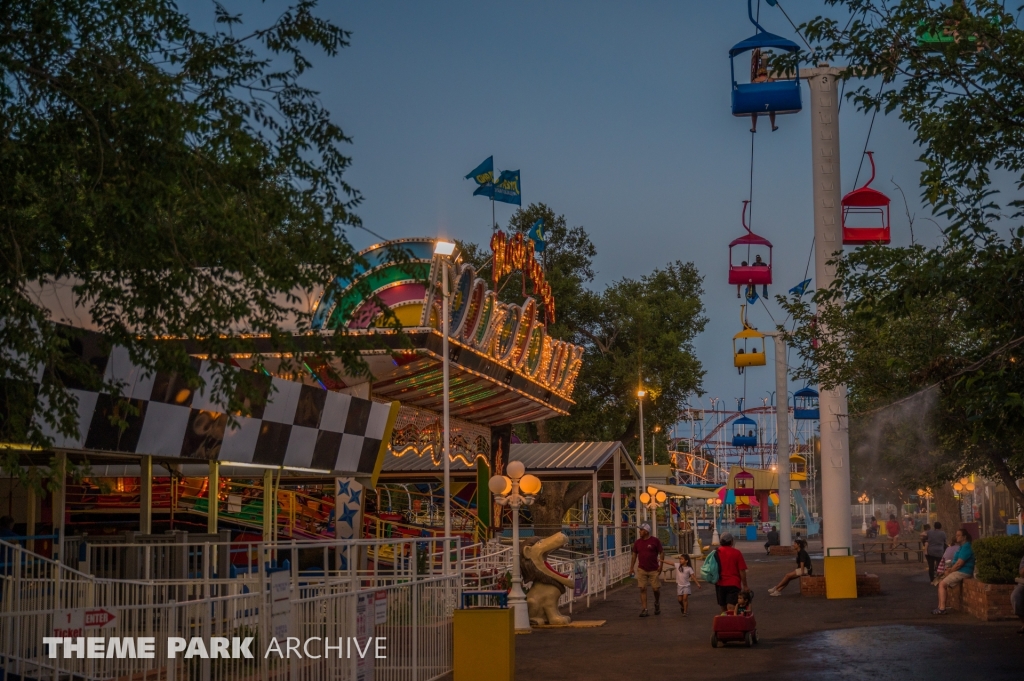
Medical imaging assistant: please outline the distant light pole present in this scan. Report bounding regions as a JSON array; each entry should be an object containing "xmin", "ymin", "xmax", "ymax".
[
  {"xmin": 858, "ymin": 493, "xmax": 870, "ymax": 535},
  {"xmin": 490, "ymin": 461, "xmax": 541, "ymax": 632},
  {"xmin": 639, "ymin": 486, "xmax": 667, "ymax": 539},
  {"xmin": 434, "ymin": 239, "xmax": 456, "ymax": 571},
  {"xmin": 706, "ymin": 497, "xmax": 723, "ymax": 546},
  {"xmin": 637, "ymin": 388, "xmax": 647, "ymax": 520}
]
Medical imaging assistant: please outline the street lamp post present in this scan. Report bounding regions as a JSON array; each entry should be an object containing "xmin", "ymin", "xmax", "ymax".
[
  {"xmin": 489, "ymin": 461, "xmax": 541, "ymax": 632},
  {"xmin": 858, "ymin": 493, "xmax": 870, "ymax": 535},
  {"xmin": 434, "ymin": 239, "xmax": 456, "ymax": 572},
  {"xmin": 639, "ymin": 486, "xmax": 667, "ymax": 539},
  {"xmin": 637, "ymin": 388, "xmax": 647, "ymax": 520},
  {"xmin": 706, "ymin": 497, "xmax": 722, "ymax": 546}
]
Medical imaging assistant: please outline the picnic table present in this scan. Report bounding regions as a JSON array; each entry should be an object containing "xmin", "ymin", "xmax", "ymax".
[{"xmin": 860, "ymin": 539, "xmax": 924, "ymax": 563}]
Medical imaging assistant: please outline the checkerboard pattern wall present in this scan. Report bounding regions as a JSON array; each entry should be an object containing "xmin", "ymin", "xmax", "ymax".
[{"xmin": 35, "ymin": 346, "xmax": 399, "ymax": 476}]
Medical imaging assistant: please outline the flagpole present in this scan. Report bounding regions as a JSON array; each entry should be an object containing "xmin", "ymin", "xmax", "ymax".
[{"xmin": 492, "ymin": 196, "xmax": 496, "ymax": 231}]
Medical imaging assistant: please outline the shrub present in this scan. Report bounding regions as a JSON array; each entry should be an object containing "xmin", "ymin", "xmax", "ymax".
[{"xmin": 973, "ymin": 535, "xmax": 1024, "ymax": 584}]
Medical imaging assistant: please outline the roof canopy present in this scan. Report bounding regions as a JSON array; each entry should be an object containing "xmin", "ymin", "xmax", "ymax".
[
  {"xmin": 649, "ymin": 483, "xmax": 721, "ymax": 500},
  {"xmin": 729, "ymin": 31, "xmax": 801, "ymax": 57},
  {"xmin": 380, "ymin": 441, "xmax": 640, "ymax": 482},
  {"xmin": 729, "ymin": 231, "xmax": 773, "ymax": 248}
]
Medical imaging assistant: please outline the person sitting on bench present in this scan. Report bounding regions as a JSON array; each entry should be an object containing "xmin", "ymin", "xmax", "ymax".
[{"xmin": 764, "ymin": 525, "xmax": 780, "ymax": 555}]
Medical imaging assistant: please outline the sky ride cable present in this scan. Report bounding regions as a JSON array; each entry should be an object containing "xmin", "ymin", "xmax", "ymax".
[
  {"xmin": 853, "ymin": 79, "xmax": 887, "ymax": 189},
  {"xmin": 770, "ymin": 1, "xmax": 815, "ymax": 54}
]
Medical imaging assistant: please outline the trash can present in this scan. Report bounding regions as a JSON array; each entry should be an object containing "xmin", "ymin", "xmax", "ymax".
[
  {"xmin": 745, "ymin": 524, "xmax": 757, "ymax": 541},
  {"xmin": 454, "ymin": 591, "xmax": 514, "ymax": 681}
]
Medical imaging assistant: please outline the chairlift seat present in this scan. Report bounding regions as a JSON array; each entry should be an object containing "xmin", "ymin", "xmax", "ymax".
[
  {"xmin": 793, "ymin": 386, "xmax": 820, "ymax": 420},
  {"xmin": 732, "ymin": 416, "xmax": 759, "ymax": 447},
  {"xmin": 728, "ymin": 232, "xmax": 773, "ymax": 286},
  {"xmin": 732, "ymin": 80, "xmax": 802, "ymax": 117},
  {"xmin": 842, "ymin": 153, "xmax": 891, "ymax": 245},
  {"xmin": 733, "ymin": 328, "xmax": 766, "ymax": 368},
  {"xmin": 729, "ymin": 30, "xmax": 802, "ymax": 117}
]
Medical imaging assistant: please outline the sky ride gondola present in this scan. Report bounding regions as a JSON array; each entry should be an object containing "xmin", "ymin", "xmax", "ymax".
[
  {"xmin": 729, "ymin": 0, "xmax": 802, "ymax": 121},
  {"xmin": 793, "ymin": 386, "xmax": 819, "ymax": 420},
  {"xmin": 789, "ymin": 454, "xmax": 808, "ymax": 482},
  {"xmin": 732, "ymin": 416, "xmax": 758, "ymax": 448},
  {"xmin": 733, "ymin": 305, "xmax": 765, "ymax": 372},
  {"xmin": 729, "ymin": 201, "xmax": 772, "ymax": 298},
  {"xmin": 842, "ymin": 152, "xmax": 891, "ymax": 245}
]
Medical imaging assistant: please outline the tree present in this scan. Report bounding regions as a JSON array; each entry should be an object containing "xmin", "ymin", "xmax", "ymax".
[
  {"xmin": 1, "ymin": 1, "xmax": 389, "ymax": 484},
  {"xmin": 781, "ymin": 0, "xmax": 1024, "ymax": 509},
  {"xmin": 459, "ymin": 205, "xmax": 707, "ymax": 533}
]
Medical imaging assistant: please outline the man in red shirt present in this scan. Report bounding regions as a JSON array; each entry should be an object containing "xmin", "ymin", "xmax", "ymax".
[
  {"xmin": 713, "ymin": 532, "xmax": 748, "ymax": 614},
  {"xmin": 629, "ymin": 523, "xmax": 664, "ymax": 617}
]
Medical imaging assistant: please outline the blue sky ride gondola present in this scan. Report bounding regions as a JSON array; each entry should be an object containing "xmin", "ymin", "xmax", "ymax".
[
  {"xmin": 732, "ymin": 415, "xmax": 758, "ymax": 448},
  {"xmin": 729, "ymin": 0, "xmax": 802, "ymax": 120},
  {"xmin": 793, "ymin": 387, "xmax": 819, "ymax": 421}
]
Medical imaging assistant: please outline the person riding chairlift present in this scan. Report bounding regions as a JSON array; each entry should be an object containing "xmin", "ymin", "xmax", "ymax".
[
  {"xmin": 753, "ymin": 255, "xmax": 769, "ymax": 296},
  {"xmin": 749, "ymin": 49, "xmax": 778, "ymax": 133}
]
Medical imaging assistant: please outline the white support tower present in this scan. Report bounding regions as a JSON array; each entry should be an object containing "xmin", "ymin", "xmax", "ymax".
[{"xmin": 805, "ymin": 65, "xmax": 853, "ymax": 553}]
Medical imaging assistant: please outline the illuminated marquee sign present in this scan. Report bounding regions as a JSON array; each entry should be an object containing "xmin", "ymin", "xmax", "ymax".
[
  {"xmin": 489, "ymin": 230, "xmax": 555, "ymax": 323},
  {"xmin": 421, "ymin": 257, "xmax": 583, "ymax": 400}
]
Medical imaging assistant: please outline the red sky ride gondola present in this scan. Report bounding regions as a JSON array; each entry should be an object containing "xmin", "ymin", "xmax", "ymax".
[
  {"xmin": 728, "ymin": 200, "xmax": 773, "ymax": 298},
  {"xmin": 842, "ymin": 151, "xmax": 891, "ymax": 246}
]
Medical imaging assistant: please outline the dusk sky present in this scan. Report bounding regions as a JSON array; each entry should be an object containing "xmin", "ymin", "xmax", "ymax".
[{"xmin": 194, "ymin": 1, "xmax": 948, "ymax": 425}]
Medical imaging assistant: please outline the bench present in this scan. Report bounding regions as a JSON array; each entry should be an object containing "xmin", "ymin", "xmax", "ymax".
[{"xmin": 859, "ymin": 540, "xmax": 923, "ymax": 563}]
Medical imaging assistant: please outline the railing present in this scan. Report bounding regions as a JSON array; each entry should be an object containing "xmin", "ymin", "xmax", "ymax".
[
  {"xmin": 2, "ymin": 572, "xmax": 459, "ymax": 680},
  {"xmin": 1, "ymin": 537, "xmax": 465, "ymax": 681}
]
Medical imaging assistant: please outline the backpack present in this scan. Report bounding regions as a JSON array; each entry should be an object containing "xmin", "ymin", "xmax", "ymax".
[{"xmin": 700, "ymin": 549, "xmax": 719, "ymax": 584}]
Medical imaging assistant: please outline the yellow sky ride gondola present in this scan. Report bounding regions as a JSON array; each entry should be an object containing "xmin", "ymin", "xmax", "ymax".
[
  {"xmin": 789, "ymin": 454, "xmax": 807, "ymax": 482},
  {"xmin": 733, "ymin": 305, "xmax": 765, "ymax": 370}
]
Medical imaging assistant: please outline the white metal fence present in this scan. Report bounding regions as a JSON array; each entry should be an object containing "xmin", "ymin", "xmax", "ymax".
[
  {"xmin": 1, "ymin": 537, "xmax": 466, "ymax": 681},
  {"xmin": 1, "ymin": 535, "xmax": 629, "ymax": 680}
]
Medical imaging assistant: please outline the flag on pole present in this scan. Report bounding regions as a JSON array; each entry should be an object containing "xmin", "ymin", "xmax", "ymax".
[
  {"xmin": 465, "ymin": 157, "xmax": 494, "ymax": 198},
  {"xmin": 527, "ymin": 219, "xmax": 546, "ymax": 252},
  {"xmin": 789, "ymin": 279, "xmax": 812, "ymax": 296},
  {"xmin": 493, "ymin": 169, "xmax": 521, "ymax": 205}
]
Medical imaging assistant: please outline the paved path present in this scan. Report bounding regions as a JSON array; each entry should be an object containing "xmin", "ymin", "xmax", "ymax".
[{"xmin": 515, "ymin": 543, "xmax": 1024, "ymax": 680}]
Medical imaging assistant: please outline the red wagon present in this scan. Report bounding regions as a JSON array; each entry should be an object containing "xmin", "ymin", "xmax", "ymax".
[{"xmin": 711, "ymin": 612, "xmax": 758, "ymax": 648}]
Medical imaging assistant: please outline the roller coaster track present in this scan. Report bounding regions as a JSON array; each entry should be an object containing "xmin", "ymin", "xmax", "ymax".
[{"xmin": 688, "ymin": 406, "xmax": 788, "ymax": 452}]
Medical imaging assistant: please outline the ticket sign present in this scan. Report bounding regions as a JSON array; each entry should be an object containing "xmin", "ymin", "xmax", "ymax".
[{"xmin": 53, "ymin": 608, "xmax": 119, "ymax": 637}]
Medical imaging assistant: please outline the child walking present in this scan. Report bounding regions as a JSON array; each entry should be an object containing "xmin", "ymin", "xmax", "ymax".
[{"xmin": 675, "ymin": 554, "xmax": 701, "ymax": 616}]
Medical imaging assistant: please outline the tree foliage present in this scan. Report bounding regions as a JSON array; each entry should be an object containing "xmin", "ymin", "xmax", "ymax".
[
  {"xmin": 0, "ymin": 0, "xmax": 387, "ymax": 482},
  {"xmin": 781, "ymin": 0, "xmax": 1024, "ymax": 508}
]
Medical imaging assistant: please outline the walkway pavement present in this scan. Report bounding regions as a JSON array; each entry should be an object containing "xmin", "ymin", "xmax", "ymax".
[{"xmin": 515, "ymin": 541, "xmax": 1024, "ymax": 680}]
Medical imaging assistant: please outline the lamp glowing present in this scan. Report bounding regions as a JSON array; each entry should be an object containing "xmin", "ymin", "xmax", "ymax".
[
  {"xmin": 639, "ymin": 492, "xmax": 651, "ymax": 504},
  {"xmin": 953, "ymin": 482, "xmax": 964, "ymax": 492},
  {"xmin": 966, "ymin": 482, "xmax": 975, "ymax": 492},
  {"xmin": 434, "ymin": 240, "xmax": 456, "ymax": 256},
  {"xmin": 520, "ymin": 474, "xmax": 542, "ymax": 495},
  {"xmin": 655, "ymin": 491, "xmax": 667, "ymax": 504},
  {"xmin": 637, "ymin": 389, "xmax": 646, "ymax": 398},
  {"xmin": 706, "ymin": 498, "xmax": 714, "ymax": 506}
]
